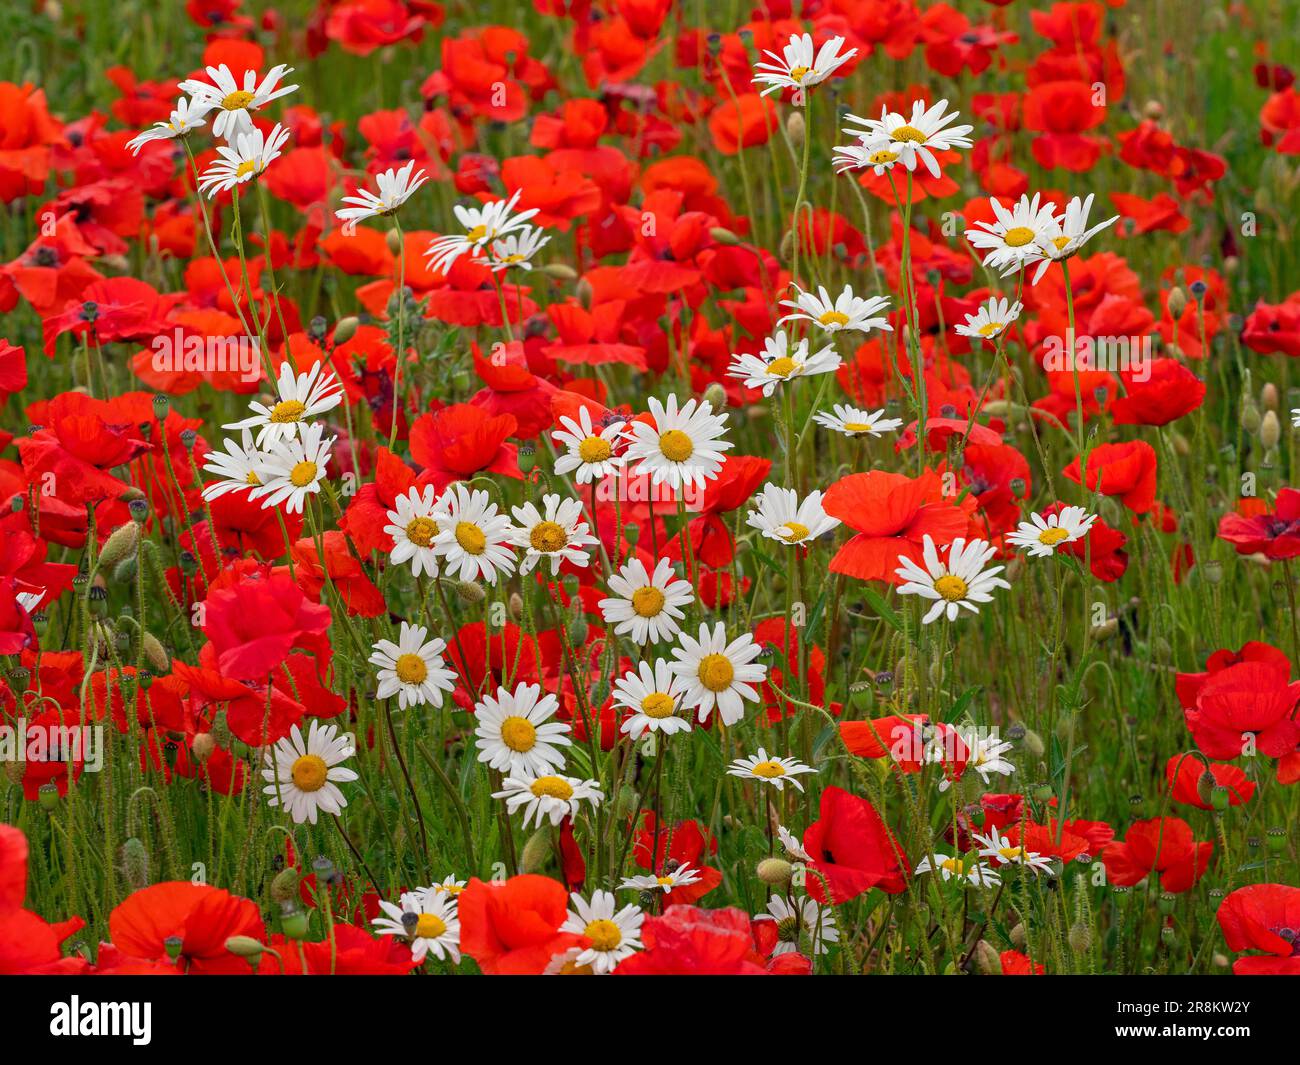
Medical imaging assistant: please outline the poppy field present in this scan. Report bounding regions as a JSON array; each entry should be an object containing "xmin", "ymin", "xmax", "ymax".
[{"xmin": 1, "ymin": 0, "xmax": 1299, "ymax": 985}]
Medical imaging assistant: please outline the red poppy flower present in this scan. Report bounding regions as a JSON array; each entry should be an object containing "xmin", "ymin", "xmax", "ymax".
[
  {"xmin": 1062, "ymin": 440, "xmax": 1158, "ymax": 514},
  {"xmin": 803, "ymin": 786, "xmax": 909, "ymax": 903},
  {"xmin": 291, "ymin": 531, "xmax": 386, "ymax": 617},
  {"xmin": 1175, "ymin": 641, "xmax": 1291, "ymax": 707},
  {"xmin": 1183, "ymin": 659, "xmax": 1300, "ymax": 760},
  {"xmin": 613, "ymin": 905, "xmax": 769, "ymax": 975},
  {"xmin": 1101, "ymin": 817, "xmax": 1212, "ymax": 893},
  {"xmin": 200, "ymin": 568, "xmax": 333, "ymax": 680},
  {"xmin": 408, "ymin": 403, "xmax": 521, "ymax": 490},
  {"xmin": 632, "ymin": 814, "xmax": 722, "ymax": 905},
  {"xmin": 1000, "ymin": 949, "xmax": 1044, "ymax": 975},
  {"xmin": 1218, "ymin": 488, "xmax": 1300, "ymax": 559},
  {"xmin": 457, "ymin": 874, "xmax": 582, "ymax": 975},
  {"xmin": 1165, "ymin": 755, "xmax": 1256, "ymax": 810},
  {"xmin": 1108, "ymin": 359, "xmax": 1205, "ymax": 426},
  {"xmin": 107, "ymin": 882, "xmax": 264, "ymax": 973},
  {"xmin": 1216, "ymin": 884, "xmax": 1300, "ymax": 974}
]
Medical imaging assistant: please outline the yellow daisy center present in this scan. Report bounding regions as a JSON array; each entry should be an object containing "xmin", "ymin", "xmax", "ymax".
[
  {"xmin": 1003, "ymin": 226, "xmax": 1036, "ymax": 248},
  {"xmin": 290, "ymin": 754, "xmax": 328, "ymax": 793},
  {"xmin": 868, "ymin": 149, "xmax": 899, "ymax": 164},
  {"xmin": 530, "ymin": 521, "xmax": 568, "ymax": 553},
  {"xmin": 941, "ymin": 857, "xmax": 965, "ymax": 876},
  {"xmin": 1037, "ymin": 526, "xmax": 1070, "ymax": 546},
  {"xmin": 749, "ymin": 760, "xmax": 787, "ymax": 779},
  {"xmin": 530, "ymin": 775, "xmax": 573, "ymax": 800},
  {"xmin": 698, "ymin": 653, "xmax": 735, "ymax": 692},
  {"xmin": 583, "ymin": 918, "xmax": 623, "ymax": 952},
  {"xmin": 779, "ymin": 521, "xmax": 810, "ymax": 543},
  {"xmin": 640, "ymin": 692, "xmax": 675, "ymax": 719},
  {"xmin": 234, "ymin": 159, "xmax": 260, "ymax": 180},
  {"xmin": 415, "ymin": 913, "xmax": 446, "ymax": 939},
  {"xmin": 842, "ymin": 421, "xmax": 875, "ymax": 433},
  {"xmin": 977, "ymin": 322, "xmax": 1004, "ymax": 337},
  {"xmin": 1051, "ymin": 235, "xmax": 1072, "ymax": 251},
  {"xmin": 766, "ymin": 356, "xmax": 799, "ymax": 379},
  {"xmin": 394, "ymin": 653, "xmax": 428, "ymax": 684},
  {"xmin": 245, "ymin": 470, "xmax": 262, "ymax": 486},
  {"xmin": 220, "ymin": 90, "xmax": 256, "ymax": 111},
  {"xmin": 631, "ymin": 586, "xmax": 666, "ymax": 618},
  {"xmin": 405, "ymin": 516, "xmax": 438, "ymax": 548},
  {"xmin": 577, "ymin": 436, "xmax": 612, "ymax": 463},
  {"xmin": 788, "ymin": 66, "xmax": 809, "ymax": 82},
  {"xmin": 999, "ymin": 846, "xmax": 1025, "ymax": 862},
  {"xmin": 500, "ymin": 716, "xmax": 537, "ymax": 752},
  {"xmin": 466, "ymin": 224, "xmax": 489, "ymax": 242},
  {"xmin": 817, "ymin": 310, "xmax": 850, "ymax": 327},
  {"xmin": 455, "ymin": 521, "xmax": 486, "ymax": 555},
  {"xmin": 933, "ymin": 574, "xmax": 969, "ymax": 602},
  {"xmin": 656, "ymin": 875, "xmax": 674, "ymax": 886},
  {"xmin": 269, "ymin": 399, "xmax": 306, "ymax": 423},
  {"xmin": 289, "ymin": 460, "xmax": 317, "ymax": 488},
  {"xmin": 658, "ymin": 429, "xmax": 694, "ymax": 462},
  {"xmin": 891, "ymin": 124, "xmax": 927, "ymax": 143}
]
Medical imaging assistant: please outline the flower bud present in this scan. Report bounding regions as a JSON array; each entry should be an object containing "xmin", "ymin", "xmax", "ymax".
[
  {"xmin": 520, "ymin": 827, "xmax": 552, "ymax": 874},
  {"xmin": 702, "ymin": 382, "xmax": 726, "ymax": 409},
  {"xmin": 333, "ymin": 316, "xmax": 360, "ymax": 344},
  {"xmin": 117, "ymin": 837, "xmax": 150, "ymax": 891},
  {"xmin": 541, "ymin": 262, "xmax": 578, "ymax": 282},
  {"xmin": 972, "ymin": 939, "xmax": 1001, "ymax": 974},
  {"xmin": 756, "ymin": 857, "xmax": 793, "ymax": 886},
  {"xmin": 1261, "ymin": 409, "xmax": 1281, "ymax": 451},
  {"xmin": 1068, "ymin": 921, "xmax": 1092, "ymax": 954},
  {"xmin": 225, "ymin": 935, "xmax": 265, "ymax": 960},
  {"xmin": 786, "ymin": 110, "xmax": 805, "ymax": 149},
  {"xmin": 191, "ymin": 732, "xmax": 215, "ymax": 762},
  {"xmin": 456, "ymin": 580, "xmax": 486, "ymax": 605},
  {"xmin": 1166, "ymin": 286, "xmax": 1187, "ymax": 320},
  {"xmin": 142, "ymin": 632, "xmax": 170, "ymax": 673},
  {"xmin": 1261, "ymin": 382, "xmax": 1278, "ymax": 411},
  {"xmin": 709, "ymin": 227, "xmax": 742, "ymax": 246},
  {"xmin": 98, "ymin": 521, "xmax": 141, "ymax": 570},
  {"xmin": 270, "ymin": 867, "xmax": 300, "ymax": 903}
]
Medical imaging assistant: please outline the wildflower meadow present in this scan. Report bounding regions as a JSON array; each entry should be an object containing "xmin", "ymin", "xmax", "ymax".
[{"xmin": 1, "ymin": 0, "xmax": 1299, "ymax": 1025}]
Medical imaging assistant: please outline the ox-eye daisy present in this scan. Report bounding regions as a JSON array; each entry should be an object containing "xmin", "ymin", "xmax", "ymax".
[
  {"xmin": 551, "ymin": 407, "xmax": 626, "ymax": 485},
  {"xmin": 201, "ymin": 429, "xmax": 269, "ymax": 500},
  {"xmin": 843, "ymin": 98, "xmax": 974, "ymax": 178},
  {"xmin": 974, "ymin": 827, "xmax": 1056, "ymax": 874},
  {"xmin": 756, "ymin": 895, "xmax": 840, "ymax": 956},
  {"xmin": 832, "ymin": 141, "xmax": 902, "ymax": 175},
  {"xmin": 600, "ymin": 556, "xmax": 694, "ymax": 645},
  {"xmin": 225, "ymin": 360, "xmax": 342, "ymax": 446},
  {"xmin": 778, "ymin": 824, "xmax": 813, "ymax": 863},
  {"xmin": 561, "ymin": 891, "xmax": 645, "ymax": 974},
  {"xmin": 612, "ymin": 660, "xmax": 691, "ymax": 741},
  {"xmin": 385, "ymin": 485, "xmax": 442, "ymax": 579},
  {"xmin": 727, "ymin": 748, "xmax": 816, "ymax": 792},
  {"xmin": 813, "ymin": 403, "xmax": 904, "ymax": 438},
  {"xmin": 752, "ymin": 33, "xmax": 856, "ymax": 97},
  {"xmin": 1005, "ymin": 506, "xmax": 1097, "ymax": 557},
  {"xmin": 369, "ymin": 622, "xmax": 458, "ymax": 711},
  {"xmin": 486, "ymin": 225, "xmax": 551, "ymax": 272},
  {"xmin": 425, "ymin": 190, "xmax": 539, "ymax": 275},
  {"xmin": 431, "ymin": 484, "xmax": 517, "ymax": 585},
  {"xmin": 620, "ymin": 865, "xmax": 702, "ymax": 894},
  {"xmin": 509, "ymin": 493, "xmax": 598, "ymax": 575},
  {"xmin": 778, "ymin": 284, "xmax": 893, "ymax": 335},
  {"xmin": 197, "ymin": 123, "xmax": 291, "ymax": 199},
  {"xmin": 126, "ymin": 96, "xmax": 214, "ymax": 154},
  {"xmin": 728, "ymin": 331, "xmax": 841, "ymax": 397},
  {"xmin": 262, "ymin": 720, "xmax": 356, "ymax": 825},
  {"xmin": 473, "ymin": 682, "xmax": 571, "ymax": 778},
  {"xmin": 914, "ymin": 853, "xmax": 1002, "ymax": 887},
  {"xmin": 954, "ymin": 297, "xmax": 1024, "ymax": 342},
  {"xmin": 1030, "ymin": 193, "xmax": 1119, "ymax": 283},
  {"xmin": 669, "ymin": 622, "xmax": 767, "ymax": 726},
  {"xmin": 494, "ymin": 771, "xmax": 603, "ymax": 829},
  {"xmin": 335, "ymin": 160, "xmax": 428, "ymax": 224},
  {"xmin": 372, "ymin": 888, "xmax": 461, "ymax": 965},
  {"xmin": 895, "ymin": 534, "xmax": 1010, "ymax": 624},
  {"xmin": 966, "ymin": 193, "xmax": 1061, "ymax": 277},
  {"xmin": 179, "ymin": 62, "xmax": 298, "ymax": 141},
  {"xmin": 746, "ymin": 484, "xmax": 840, "ymax": 547},
  {"xmin": 249, "ymin": 422, "xmax": 334, "ymax": 514},
  {"xmin": 624, "ymin": 394, "xmax": 733, "ymax": 491}
]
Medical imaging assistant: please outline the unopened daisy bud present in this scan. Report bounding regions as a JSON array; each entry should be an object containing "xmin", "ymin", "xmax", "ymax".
[
  {"xmin": 756, "ymin": 857, "xmax": 793, "ymax": 887},
  {"xmin": 1068, "ymin": 921, "xmax": 1092, "ymax": 954},
  {"xmin": 709, "ymin": 226, "xmax": 742, "ymax": 246},
  {"xmin": 152, "ymin": 394, "xmax": 170, "ymax": 421},
  {"xmin": 541, "ymin": 263, "xmax": 578, "ymax": 282},
  {"xmin": 786, "ymin": 110, "xmax": 805, "ymax": 149},
  {"xmin": 98, "ymin": 521, "xmax": 141, "ymax": 570},
  {"xmin": 1166, "ymin": 286, "xmax": 1186, "ymax": 320},
  {"xmin": 334, "ymin": 316, "xmax": 360, "ymax": 344},
  {"xmin": 270, "ymin": 867, "xmax": 300, "ymax": 903},
  {"xmin": 702, "ymin": 382, "xmax": 726, "ymax": 409},
  {"xmin": 191, "ymin": 732, "xmax": 215, "ymax": 763},
  {"xmin": 1261, "ymin": 409, "xmax": 1281, "ymax": 450},
  {"xmin": 225, "ymin": 935, "xmax": 265, "ymax": 960},
  {"xmin": 1261, "ymin": 382, "xmax": 1278, "ymax": 411},
  {"xmin": 455, "ymin": 579, "xmax": 485, "ymax": 605},
  {"xmin": 972, "ymin": 939, "xmax": 1001, "ymax": 974},
  {"xmin": 1091, "ymin": 617, "xmax": 1117, "ymax": 641},
  {"xmin": 520, "ymin": 827, "xmax": 552, "ymax": 874}
]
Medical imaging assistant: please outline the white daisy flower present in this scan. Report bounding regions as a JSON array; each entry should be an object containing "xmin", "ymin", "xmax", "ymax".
[
  {"xmin": 384, "ymin": 485, "xmax": 443, "ymax": 579},
  {"xmin": 778, "ymin": 284, "xmax": 893, "ymax": 335},
  {"xmin": 430, "ymin": 484, "xmax": 517, "ymax": 585},
  {"xmin": 429, "ymin": 875, "xmax": 467, "ymax": 897},
  {"xmin": 179, "ymin": 62, "xmax": 298, "ymax": 142},
  {"xmin": 248, "ymin": 421, "xmax": 334, "ymax": 514},
  {"xmin": 335, "ymin": 160, "xmax": 428, "ymax": 225},
  {"xmin": 1291, "ymin": 407, "xmax": 1300, "ymax": 429},
  {"xmin": 261, "ymin": 720, "xmax": 357, "ymax": 825},
  {"xmin": 960, "ymin": 729, "xmax": 1017, "ymax": 789},
  {"xmin": 752, "ymin": 33, "xmax": 856, "ymax": 97},
  {"xmin": 895, "ymin": 534, "xmax": 1010, "ymax": 625},
  {"xmin": 727, "ymin": 331, "xmax": 841, "ymax": 398},
  {"xmin": 197, "ymin": 122, "xmax": 291, "ymax": 199},
  {"xmin": 224, "ymin": 359, "xmax": 343, "ymax": 447},
  {"xmin": 126, "ymin": 95, "xmax": 214, "ymax": 155},
  {"xmin": 832, "ymin": 141, "xmax": 903, "ymax": 175},
  {"xmin": 777, "ymin": 824, "xmax": 812, "ymax": 863},
  {"xmin": 561, "ymin": 890, "xmax": 644, "ymax": 974},
  {"xmin": 509, "ymin": 493, "xmax": 598, "ymax": 576},
  {"xmin": 756, "ymin": 895, "xmax": 839, "ymax": 956},
  {"xmin": 965, "ymin": 193, "xmax": 1061, "ymax": 277},
  {"xmin": 727, "ymin": 747, "xmax": 816, "ymax": 792},
  {"xmin": 812, "ymin": 403, "xmax": 904, "ymax": 439},
  {"xmin": 1005, "ymin": 506, "xmax": 1097, "ymax": 557},
  {"xmin": 485, "ymin": 225, "xmax": 551, "ymax": 272},
  {"xmin": 914, "ymin": 853, "xmax": 1002, "ymax": 887},
  {"xmin": 612, "ymin": 660, "xmax": 691, "ymax": 741},
  {"xmin": 620, "ymin": 865, "xmax": 702, "ymax": 894},
  {"xmin": 843, "ymin": 98, "xmax": 974, "ymax": 178},
  {"xmin": 624, "ymin": 394, "xmax": 733, "ymax": 491},
  {"xmin": 1029, "ymin": 193, "xmax": 1119, "ymax": 283},
  {"xmin": 473, "ymin": 682, "xmax": 571, "ymax": 778},
  {"xmin": 953, "ymin": 296, "xmax": 1023, "ymax": 343},
  {"xmin": 551, "ymin": 407, "xmax": 626, "ymax": 485},
  {"xmin": 599, "ymin": 557, "xmax": 694, "ymax": 645},
  {"xmin": 372, "ymin": 887, "xmax": 461, "ymax": 965},
  {"xmin": 668, "ymin": 622, "xmax": 767, "ymax": 727},
  {"xmin": 425, "ymin": 190, "xmax": 539, "ymax": 275},
  {"xmin": 745, "ymin": 483, "xmax": 840, "ymax": 547},
  {"xmin": 973, "ymin": 826, "xmax": 1056, "ymax": 874},
  {"xmin": 201, "ymin": 429, "xmax": 271, "ymax": 500},
  {"xmin": 493, "ymin": 771, "xmax": 603, "ymax": 830},
  {"xmin": 369, "ymin": 621, "xmax": 459, "ymax": 711}
]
